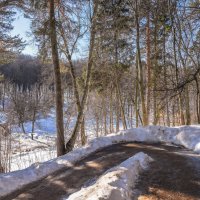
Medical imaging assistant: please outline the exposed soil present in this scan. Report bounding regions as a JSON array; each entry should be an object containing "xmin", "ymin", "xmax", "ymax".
[{"xmin": 1, "ymin": 142, "xmax": 200, "ymax": 200}]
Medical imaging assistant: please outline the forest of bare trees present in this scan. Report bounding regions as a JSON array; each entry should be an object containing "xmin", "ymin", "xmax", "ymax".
[{"xmin": 0, "ymin": 0, "xmax": 199, "ymax": 157}]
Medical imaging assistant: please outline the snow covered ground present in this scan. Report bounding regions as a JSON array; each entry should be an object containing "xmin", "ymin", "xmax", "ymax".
[
  {"xmin": 0, "ymin": 130, "xmax": 149, "ymax": 197},
  {"xmin": 4, "ymin": 124, "xmax": 200, "ymax": 172},
  {"xmin": 6, "ymin": 107, "xmax": 126, "ymax": 171},
  {"xmin": 9, "ymin": 133, "xmax": 56, "ymax": 171},
  {"xmin": 1, "ymin": 105, "xmax": 130, "ymax": 171},
  {"xmin": 2, "ymin": 123, "xmax": 200, "ymax": 173},
  {"xmin": 0, "ymin": 125, "xmax": 200, "ymax": 198},
  {"xmin": 66, "ymin": 152, "xmax": 153, "ymax": 200}
]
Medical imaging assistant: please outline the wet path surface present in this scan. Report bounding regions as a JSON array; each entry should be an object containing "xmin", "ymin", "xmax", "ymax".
[{"xmin": 1, "ymin": 142, "xmax": 200, "ymax": 200}]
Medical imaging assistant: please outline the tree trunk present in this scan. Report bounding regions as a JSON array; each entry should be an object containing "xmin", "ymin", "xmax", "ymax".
[
  {"xmin": 116, "ymin": 95, "xmax": 120, "ymax": 132},
  {"xmin": 31, "ymin": 119, "xmax": 35, "ymax": 140},
  {"xmin": 114, "ymin": 25, "xmax": 127, "ymax": 130},
  {"xmin": 49, "ymin": 0, "xmax": 65, "ymax": 156},
  {"xmin": 31, "ymin": 109, "xmax": 36, "ymax": 135},
  {"xmin": 81, "ymin": 117, "xmax": 86, "ymax": 145},
  {"xmin": 21, "ymin": 122, "xmax": 26, "ymax": 134},
  {"xmin": 173, "ymin": 27, "xmax": 185, "ymax": 125},
  {"xmin": 153, "ymin": 18, "xmax": 158, "ymax": 125},
  {"xmin": 163, "ymin": 29, "xmax": 170, "ymax": 126},
  {"xmin": 172, "ymin": 104, "xmax": 176, "ymax": 126},
  {"xmin": 116, "ymin": 81, "xmax": 127, "ymax": 129},
  {"xmin": 135, "ymin": 0, "xmax": 147, "ymax": 126},
  {"xmin": 195, "ymin": 78, "xmax": 200, "ymax": 123},
  {"xmin": 185, "ymin": 86, "xmax": 191, "ymax": 125},
  {"xmin": 96, "ymin": 115, "xmax": 99, "ymax": 137},
  {"xmin": 109, "ymin": 89, "xmax": 114, "ymax": 133},
  {"xmin": 135, "ymin": 52, "xmax": 139, "ymax": 127},
  {"xmin": 146, "ymin": 10, "xmax": 151, "ymax": 125},
  {"xmin": 59, "ymin": 21, "xmax": 87, "ymax": 146},
  {"xmin": 102, "ymin": 94, "xmax": 107, "ymax": 135},
  {"xmin": 65, "ymin": 1, "xmax": 98, "ymax": 152},
  {"xmin": 178, "ymin": 39, "xmax": 191, "ymax": 125}
]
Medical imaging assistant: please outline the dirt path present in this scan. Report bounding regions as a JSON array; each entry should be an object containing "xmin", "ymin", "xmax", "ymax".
[
  {"xmin": 133, "ymin": 144, "xmax": 200, "ymax": 200},
  {"xmin": 1, "ymin": 143, "xmax": 200, "ymax": 200}
]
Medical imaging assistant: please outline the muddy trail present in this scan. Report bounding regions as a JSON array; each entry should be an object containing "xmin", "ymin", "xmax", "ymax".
[{"xmin": 1, "ymin": 143, "xmax": 200, "ymax": 200}]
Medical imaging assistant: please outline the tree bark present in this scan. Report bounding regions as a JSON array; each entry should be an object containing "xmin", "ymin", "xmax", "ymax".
[
  {"xmin": 109, "ymin": 89, "xmax": 114, "ymax": 133},
  {"xmin": 135, "ymin": 0, "xmax": 148, "ymax": 126},
  {"xmin": 173, "ymin": 27, "xmax": 185, "ymax": 125},
  {"xmin": 116, "ymin": 81, "xmax": 127, "ymax": 129},
  {"xmin": 49, "ymin": 0, "xmax": 65, "ymax": 156},
  {"xmin": 153, "ymin": 18, "xmax": 158, "ymax": 125},
  {"xmin": 146, "ymin": 10, "xmax": 151, "ymax": 125},
  {"xmin": 163, "ymin": 29, "xmax": 170, "ymax": 126},
  {"xmin": 81, "ymin": 117, "xmax": 86, "ymax": 145},
  {"xmin": 116, "ymin": 92, "xmax": 120, "ymax": 131},
  {"xmin": 135, "ymin": 52, "xmax": 139, "ymax": 127},
  {"xmin": 65, "ymin": 1, "xmax": 98, "ymax": 152},
  {"xmin": 61, "ymin": 32, "xmax": 87, "ymax": 146},
  {"xmin": 195, "ymin": 78, "xmax": 200, "ymax": 123}
]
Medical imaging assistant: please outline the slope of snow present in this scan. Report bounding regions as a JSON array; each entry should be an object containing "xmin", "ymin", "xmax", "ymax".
[
  {"xmin": 12, "ymin": 133, "xmax": 55, "ymax": 152},
  {"xmin": 11, "ymin": 115, "xmax": 57, "ymax": 134},
  {"xmin": 66, "ymin": 152, "xmax": 152, "ymax": 200},
  {"xmin": 9, "ymin": 133, "xmax": 56, "ymax": 171}
]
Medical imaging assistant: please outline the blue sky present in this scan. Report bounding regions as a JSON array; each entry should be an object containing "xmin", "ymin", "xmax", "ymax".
[
  {"xmin": 11, "ymin": 11, "xmax": 88, "ymax": 59},
  {"xmin": 11, "ymin": 11, "xmax": 37, "ymax": 55}
]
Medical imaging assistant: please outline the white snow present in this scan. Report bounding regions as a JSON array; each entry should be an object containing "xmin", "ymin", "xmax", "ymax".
[
  {"xmin": 0, "ymin": 130, "xmax": 148, "ymax": 197},
  {"xmin": 66, "ymin": 152, "xmax": 153, "ymax": 200},
  {"xmin": 175, "ymin": 126, "xmax": 200, "ymax": 152},
  {"xmin": 2, "ymin": 106, "xmax": 126, "ymax": 172},
  {"xmin": 145, "ymin": 125, "xmax": 200, "ymax": 153},
  {"xmin": 9, "ymin": 133, "xmax": 56, "ymax": 171},
  {"xmin": 0, "ymin": 125, "xmax": 200, "ymax": 197},
  {"xmin": 108, "ymin": 125, "xmax": 200, "ymax": 153}
]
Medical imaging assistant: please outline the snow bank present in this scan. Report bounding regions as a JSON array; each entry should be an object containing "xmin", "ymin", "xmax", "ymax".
[
  {"xmin": 176, "ymin": 126, "xmax": 200, "ymax": 153},
  {"xmin": 0, "ymin": 128, "xmax": 152, "ymax": 197},
  {"xmin": 145, "ymin": 125, "xmax": 200, "ymax": 153},
  {"xmin": 66, "ymin": 152, "xmax": 153, "ymax": 200},
  {"xmin": 0, "ymin": 125, "xmax": 200, "ymax": 197},
  {"xmin": 110, "ymin": 125, "xmax": 200, "ymax": 153}
]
